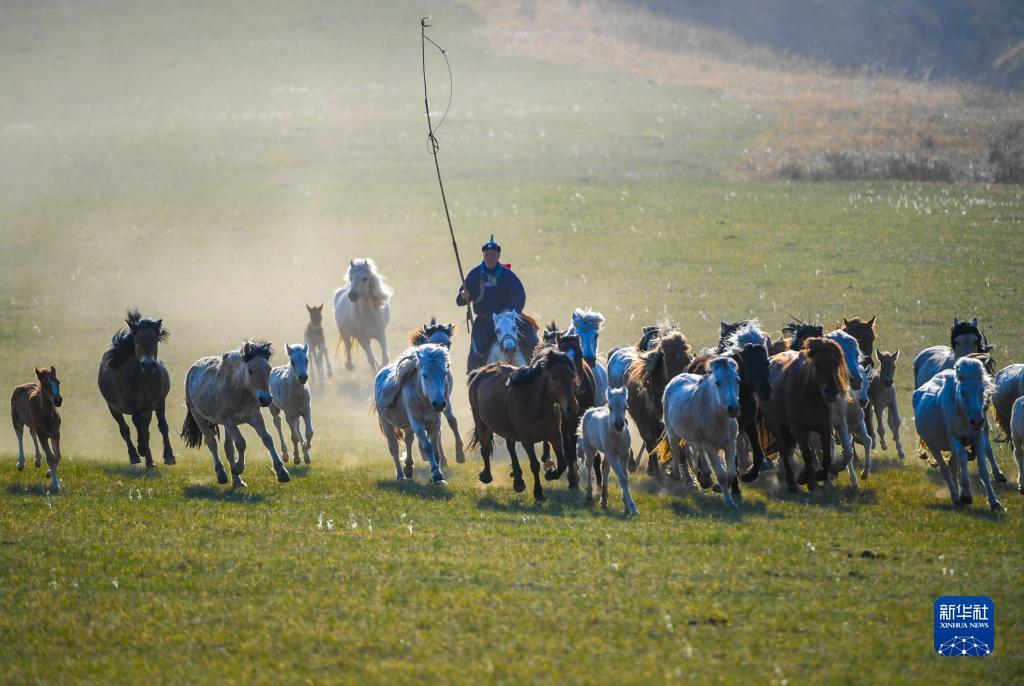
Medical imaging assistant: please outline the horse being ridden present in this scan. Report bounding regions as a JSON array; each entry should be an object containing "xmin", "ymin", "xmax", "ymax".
[
  {"xmin": 97, "ymin": 310, "xmax": 175, "ymax": 468},
  {"xmin": 408, "ymin": 318, "xmax": 465, "ymax": 464},
  {"xmin": 11, "ymin": 367, "xmax": 63, "ymax": 492},
  {"xmin": 304, "ymin": 303, "xmax": 332, "ymax": 383},
  {"xmin": 334, "ymin": 258, "xmax": 392, "ymax": 373},
  {"xmin": 181, "ymin": 340, "xmax": 290, "ymax": 487}
]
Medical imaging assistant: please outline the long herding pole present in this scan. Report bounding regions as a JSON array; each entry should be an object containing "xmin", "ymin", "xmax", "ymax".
[{"xmin": 420, "ymin": 16, "xmax": 473, "ymax": 329}]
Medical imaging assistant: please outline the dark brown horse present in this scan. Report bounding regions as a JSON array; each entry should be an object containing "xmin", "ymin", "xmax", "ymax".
[
  {"xmin": 11, "ymin": 367, "xmax": 63, "ymax": 492},
  {"xmin": 625, "ymin": 329, "xmax": 692, "ymax": 478},
  {"xmin": 838, "ymin": 316, "xmax": 877, "ymax": 360},
  {"xmin": 753, "ymin": 338, "xmax": 850, "ymax": 492},
  {"xmin": 97, "ymin": 310, "xmax": 175, "ymax": 468},
  {"xmin": 467, "ymin": 348, "xmax": 579, "ymax": 502}
]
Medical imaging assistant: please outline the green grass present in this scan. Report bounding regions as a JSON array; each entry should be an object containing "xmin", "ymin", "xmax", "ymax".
[{"xmin": 1, "ymin": 1, "xmax": 1022, "ymax": 683}]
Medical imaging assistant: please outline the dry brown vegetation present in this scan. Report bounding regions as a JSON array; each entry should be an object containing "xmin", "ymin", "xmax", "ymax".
[{"xmin": 460, "ymin": 0, "xmax": 1024, "ymax": 183}]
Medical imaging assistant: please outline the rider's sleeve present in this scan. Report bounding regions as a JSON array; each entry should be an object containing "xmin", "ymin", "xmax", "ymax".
[
  {"xmin": 508, "ymin": 271, "xmax": 526, "ymax": 312},
  {"xmin": 457, "ymin": 267, "xmax": 480, "ymax": 306}
]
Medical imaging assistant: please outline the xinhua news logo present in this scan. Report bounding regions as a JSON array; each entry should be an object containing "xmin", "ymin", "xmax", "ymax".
[{"xmin": 934, "ymin": 596, "xmax": 994, "ymax": 657}]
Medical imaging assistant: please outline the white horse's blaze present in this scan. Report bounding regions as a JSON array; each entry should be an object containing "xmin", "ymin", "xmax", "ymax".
[
  {"xmin": 912, "ymin": 357, "xmax": 1001, "ymax": 510},
  {"xmin": 334, "ymin": 258, "xmax": 391, "ymax": 373},
  {"xmin": 270, "ymin": 344, "xmax": 314, "ymax": 466},
  {"xmin": 662, "ymin": 357, "xmax": 742, "ymax": 508},
  {"xmin": 579, "ymin": 387, "xmax": 637, "ymax": 515}
]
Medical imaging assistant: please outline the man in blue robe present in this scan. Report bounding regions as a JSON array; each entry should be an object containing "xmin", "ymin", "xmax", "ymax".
[{"xmin": 457, "ymin": 236, "xmax": 539, "ymax": 373}]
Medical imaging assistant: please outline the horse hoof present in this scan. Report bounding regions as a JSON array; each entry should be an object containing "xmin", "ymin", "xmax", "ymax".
[
  {"xmin": 232, "ymin": 478, "xmax": 247, "ymax": 489},
  {"xmin": 796, "ymin": 469, "xmax": 809, "ymax": 485},
  {"xmin": 740, "ymin": 469, "xmax": 758, "ymax": 483},
  {"xmin": 129, "ymin": 456, "xmax": 142, "ymax": 466},
  {"xmin": 402, "ymin": 465, "xmax": 414, "ymax": 479},
  {"xmin": 816, "ymin": 468, "xmax": 828, "ymax": 481},
  {"xmin": 456, "ymin": 453, "xmax": 466, "ymax": 464},
  {"xmin": 994, "ymin": 474, "xmax": 1008, "ymax": 483},
  {"xmin": 431, "ymin": 474, "xmax": 447, "ymax": 485},
  {"xmin": 293, "ymin": 456, "xmax": 301, "ymax": 466},
  {"xmin": 17, "ymin": 463, "xmax": 24, "ymax": 471},
  {"xmin": 544, "ymin": 470, "xmax": 559, "ymax": 482},
  {"xmin": 277, "ymin": 469, "xmax": 291, "ymax": 483},
  {"xmin": 327, "ymin": 370, "xmax": 333, "ymax": 378},
  {"xmin": 534, "ymin": 492, "xmax": 546, "ymax": 503},
  {"xmin": 959, "ymin": 493, "xmax": 973, "ymax": 506},
  {"xmin": 163, "ymin": 456, "xmax": 176, "ymax": 466},
  {"xmin": 216, "ymin": 470, "xmax": 229, "ymax": 485},
  {"xmin": 512, "ymin": 479, "xmax": 526, "ymax": 493},
  {"xmin": 304, "ymin": 456, "xmax": 311, "ymax": 465},
  {"xmin": 1019, "ymin": 485, "xmax": 1024, "ymax": 495},
  {"xmin": 345, "ymin": 362, "xmax": 354, "ymax": 371},
  {"xmin": 478, "ymin": 471, "xmax": 492, "ymax": 484},
  {"xmin": 991, "ymin": 500, "xmax": 1004, "ymax": 511},
  {"xmin": 145, "ymin": 460, "xmax": 156, "ymax": 469}
]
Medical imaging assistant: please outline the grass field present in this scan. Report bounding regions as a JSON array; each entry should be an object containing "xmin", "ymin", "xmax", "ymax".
[{"xmin": 1, "ymin": 1, "xmax": 1022, "ymax": 683}]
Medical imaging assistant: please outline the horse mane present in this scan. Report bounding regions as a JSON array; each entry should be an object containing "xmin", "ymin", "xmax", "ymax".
[
  {"xmin": 635, "ymin": 321, "xmax": 677, "ymax": 351},
  {"xmin": 543, "ymin": 321, "xmax": 561, "ymax": 343},
  {"xmin": 408, "ymin": 317, "xmax": 455, "ymax": 346},
  {"xmin": 520, "ymin": 313, "xmax": 540, "ymax": 332},
  {"xmin": 507, "ymin": 348, "xmax": 573, "ymax": 386},
  {"xmin": 345, "ymin": 258, "xmax": 393, "ymax": 304},
  {"xmin": 571, "ymin": 307, "xmax": 605, "ymax": 332},
  {"xmin": 783, "ymin": 318, "xmax": 823, "ymax": 348},
  {"xmin": 803, "ymin": 337, "xmax": 849, "ymax": 391},
  {"xmin": 724, "ymin": 319, "xmax": 767, "ymax": 353},
  {"xmin": 241, "ymin": 339, "xmax": 273, "ymax": 362},
  {"xmin": 686, "ymin": 352, "xmax": 714, "ymax": 374},
  {"xmin": 955, "ymin": 356, "xmax": 995, "ymax": 393},
  {"xmin": 102, "ymin": 309, "xmax": 168, "ymax": 368},
  {"xmin": 950, "ymin": 319, "xmax": 991, "ymax": 353}
]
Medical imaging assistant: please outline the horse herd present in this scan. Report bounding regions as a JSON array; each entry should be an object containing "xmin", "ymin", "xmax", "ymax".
[{"xmin": 8, "ymin": 258, "xmax": 1024, "ymax": 517}]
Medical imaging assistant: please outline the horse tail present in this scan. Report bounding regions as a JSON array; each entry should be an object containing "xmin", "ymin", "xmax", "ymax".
[
  {"xmin": 180, "ymin": 406, "xmax": 218, "ymax": 448},
  {"xmin": 467, "ymin": 425, "xmax": 481, "ymax": 452},
  {"xmin": 655, "ymin": 433, "xmax": 674, "ymax": 464}
]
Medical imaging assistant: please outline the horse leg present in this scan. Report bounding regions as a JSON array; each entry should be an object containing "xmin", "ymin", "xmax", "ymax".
[
  {"xmin": 403, "ymin": 430, "xmax": 415, "ymax": 479},
  {"xmin": 600, "ymin": 448, "xmax": 612, "ymax": 509},
  {"xmin": 246, "ymin": 413, "xmax": 290, "ymax": 483},
  {"xmin": 195, "ymin": 417, "xmax": 227, "ymax": 484},
  {"xmin": 222, "ymin": 432, "xmax": 239, "ymax": 486},
  {"xmin": 222, "ymin": 422, "xmax": 248, "ymax": 488},
  {"xmin": 540, "ymin": 442, "xmax": 554, "ymax": 472},
  {"xmin": 563, "ymin": 420, "xmax": 580, "ymax": 489},
  {"xmin": 41, "ymin": 435, "xmax": 60, "ymax": 493},
  {"xmin": 775, "ymin": 425, "xmax": 799, "ymax": 493},
  {"xmin": 858, "ymin": 419, "xmax": 872, "ymax": 480},
  {"xmin": 322, "ymin": 341, "xmax": 333, "ymax": 378},
  {"xmin": 507, "ymin": 440, "xmax": 526, "ymax": 493},
  {"xmin": 155, "ymin": 398, "xmax": 176, "ymax": 465},
  {"xmin": 287, "ymin": 413, "xmax": 303, "ymax": 466},
  {"xmin": 382, "ymin": 423, "xmax": 403, "ymax": 479},
  {"xmin": 13, "ymin": 417, "xmax": 25, "ymax": 471},
  {"xmin": 377, "ymin": 332, "xmax": 389, "ymax": 367},
  {"xmin": 973, "ymin": 433, "xmax": 1003, "ymax": 510},
  {"xmin": 108, "ymin": 406, "xmax": 140, "ymax": 465},
  {"xmin": 1012, "ymin": 431, "xmax": 1024, "ymax": 495},
  {"xmin": 131, "ymin": 410, "xmax": 154, "ymax": 469},
  {"xmin": 873, "ymin": 403, "xmax": 887, "ymax": 451},
  {"xmin": 930, "ymin": 446, "xmax": 959, "ymax": 505},
  {"xmin": 443, "ymin": 403, "xmax": 464, "ymax": 463},
  {"xmin": 434, "ymin": 423, "xmax": 449, "ymax": 469},
  {"xmin": 609, "ymin": 448, "xmax": 638, "ymax": 516},
  {"xmin": 982, "ymin": 422, "xmax": 1007, "ymax": 483},
  {"xmin": 522, "ymin": 442, "xmax": 545, "ymax": 502},
  {"xmin": 301, "ymin": 407, "xmax": 313, "ymax": 464},
  {"xmin": 704, "ymin": 441, "xmax": 737, "ymax": 508},
  {"xmin": 581, "ymin": 439, "xmax": 596, "ymax": 503},
  {"xmin": 29, "ymin": 428, "xmax": 42, "ymax": 468},
  {"xmin": 357, "ymin": 338, "xmax": 379, "ymax": 373},
  {"xmin": 888, "ymin": 402, "xmax": 906, "ymax": 460},
  {"xmin": 411, "ymin": 417, "xmax": 445, "ymax": 484},
  {"xmin": 740, "ymin": 420, "xmax": 766, "ymax": 483}
]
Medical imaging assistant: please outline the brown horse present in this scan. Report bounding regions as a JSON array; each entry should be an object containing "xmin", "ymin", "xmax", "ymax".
[
  {"xmin": 839, "ymin": 316, "xmax": 877, "ymax": 360},
  {"xmin": 752, "ymin": 338, "xmax": 851, "ymax": 491},
  {"xmin": 625, "ymin": 329, "xmax": 692, "ymax": 478},
  {"xmin": 304, "ymin": 303, "xmax": 332, "ymax": 383},
  {"xmin": 11, "ymin": 367, "xmax": 63, "ymax": 492},
  {"xmin": 467, "ymin": 348, "xmax": 579, "ymax": 502}
]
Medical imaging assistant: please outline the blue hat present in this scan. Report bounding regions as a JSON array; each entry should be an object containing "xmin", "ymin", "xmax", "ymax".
[{"xmin": 481, "ymin": 234, "xmax": 501, "ymax": 252}]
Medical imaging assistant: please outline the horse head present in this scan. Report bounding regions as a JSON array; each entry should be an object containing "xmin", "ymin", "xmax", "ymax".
[
  {"xmin": 493, "ymin": 311, "xmax": 521, "ymax": 360},
  {"xmin": 571, "ymin": 307, "xmax": 605, "ymax": 367},
  {"xmin": 658, "ymin": 331, "xmax": 692, "ymax": 381},
  {"xmin": 951, "ymin": 317, "xmax": 991, "ymax": 359},
  {"xmin": 286, "ymin": 343, "xmax": 310, "ymax": 384},
  {"xmin": 839, "ymin": 315, "xmax": 877, "ymax": 359},
  {"xmin": 803, "ymin": 338, "xmax": 848, "ymax": 403},
  {"xmin": 35, "ymin": 366, "xmax": 62, "ymax": 408},
  {"xmin": 555, "ymin": 331, "xmax": 584, "ymax": 374},
  {"xmin": 414, "ymin": 344, "xmax": 450, "ymax": 412},
  {"xmin": 783, "ymin": 318, "xmax": 824, "ymax": 351},
  {"xmin": 708, "ymin": 357, "xmax": 741, "ymax": 418},
  {"xmin": 954, "ymin": 356, "xmax": 992, "ymax": 431},
  {"xmin": 876, "ymin": 350, "xmax": 899, "ymax": 388},
  {"xmin": 306, "ymin": 303, "xmax": 324, "ymax": 326},
  {"xmin": 241, "ymin": 339, "xmax": 274, "ymax": 407},
  {"xmin": 126, "ymin": 309, "xmax": 167, "ymax": 372},
  {"xmin": 345, "ymin": 258, "xmax": 392, "ymax": 305},
  {"xmin": 725, "ymin": 319, "xmax": 771, "ymax": 402},
  {"xmin": 608, "ymin": 386, "xmax": 628, "ymax": 432}
]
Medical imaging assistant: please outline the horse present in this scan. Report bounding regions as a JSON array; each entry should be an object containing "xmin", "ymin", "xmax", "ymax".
[
  {"xmin": 625, "ymin": 328, "xmax": 692, "ymax": 478},
  {"xmin": 181, "ymin": 340, "xmax": 290, "ymax": 487},
  {"xmin": 269, "ymin": 344, "xmax": 314, "ymax": 466},
  {"xmin": 754, "ymin": 338, "xmax": 851, "ymax": 492},
  {"xmin": 820, "ymin": 358, "xmax": 873, "ymax": 489},
  {"xmin": 838, "ymin": 316, "xmax": 877, "ymax": 360},
  {"xmin": 11, "ymin": 367, "xmax": 63, "ymax": 492},
  {"xmin": 579, "ymin": 387, "xmax": 638, "ymax": 515},
  {"xmin": 409, "ymin": 318, "xmax": 464, "ymax": 463},
  {"xmin": 569, "ymin": 307, "xmax": 608, "ymax": 405},
  {"xmin": 607, "ymin": 322, "xmax": 677, "ymax": 389},
  {"xmin": 913, "ymin": 357, "xmax": 1002, "ymax": 510},
  {"xmin": 912, "ymin": 318, "xmax": 1005, "ymax": 482},
  {"xmin": 486, "ymin": 309, "xmax": 537, "ymax": 367},
  {"xmin": 781, "ymin": 318, "xmax": 824, "ymax": 351},
  {"xmin": 334, "ymin": 258, "xmax": 391, "ymax": 373},
  {"xmin": 467, "ymin": 348, "xmax": 579, "ymax": 502},
  {"xmin": 373, "ymin": 344, "xmax": 453, "ymax": 484},
  {"xmin": 866, "ymin": 350, "xmax": 906, "ymax": 462},
  {"xmin": 1011, "ymin": 396, "xmax": 1024, "ymax": 494},
  {"xmin": 662, "ymin": 357, "xmax": 742, "ymax": 507},
  {"xmin": 97, "ymin": 310, "xmax": 175, "ymax": 468},
  {"xmin": 991, "ymin": 363, "xmax": 1024, "ymax": 442},
  {"xmin": 304, "ymin": 303, "xmax": 332, "ymax": 384}
]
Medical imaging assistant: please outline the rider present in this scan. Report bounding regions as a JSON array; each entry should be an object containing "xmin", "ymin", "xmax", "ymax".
[{"xmin": 457, "ymin": 235, "xmax": 538, "ymax": 373}]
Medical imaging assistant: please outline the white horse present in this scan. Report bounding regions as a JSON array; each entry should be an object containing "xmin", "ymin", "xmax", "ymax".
[
  {"xmin": 867, "ymin": 350, "xmax": 906, "ymax": 462},
  {"xmin": 579, "ymin": 387, "xmax": 637, "ymax": 515},
  {"xmin": 823, "ymin": 359, "xmax": 873, "ymax": 489},
  {"xmin": 373, "ymin": 344, "xmax": 453, "ymax": 484},
  {"xmin": 487, "ymin": 310, "xmax": 528, "ymax": 367},
  {"xmin": 269, "ymin": 344, "xmax": 314, "ymax": 466},
  {"xmin": 912, "ymin": 357, "xmax": 1002, "ymax": 510},
  {"xmin": 181, "ymin": 340, "xmax": 290, "ymax": 487},
  {"xmin": 992, "ymin": 363, "xmax": 1024, "ymax": 442},
  {"xmin": 662, "ymin": 357, "xmax": 742, "ymax": 508},
  {"xmin": 607, "ymin": 347, "xmax": 638, "ymax": 389},
  {"xmin": 569, "ymin": 307, "xmax": 608, "ymax": 405},
  {"xmin": 1011, "ymin": 396, "xmax": 1024, "ymax": 494},
  {"xmin": 409, "ymin": 319, "xmax": 465, "ymax": 464},
  {"xmin": 334, "ymin": 258, "xmax": 391, "ymax": 373}
]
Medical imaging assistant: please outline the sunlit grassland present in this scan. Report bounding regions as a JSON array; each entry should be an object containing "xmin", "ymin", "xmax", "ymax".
[{"xmin": 0, "ymin": 1, "xmax": 1022, "ymax": 683}]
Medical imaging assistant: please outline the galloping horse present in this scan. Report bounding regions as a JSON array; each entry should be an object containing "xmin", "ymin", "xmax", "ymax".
[
  {"xmin": 334, "ymin": 258, "xmax": 392, "ymax": 373},
  {"xmin": 409, "ymin": 318, "xmax": 464, "ymax": 463},
  {"xmin": 11, "ymin": 367, "xmax": 63, "ymax": 492},
  {"xmin": 304, "ymin": 303, "xmax": 332, "ymax": 384},
  {"xmin": 98, "ymin": 310, "xmax": 175, "ymax": 468},
  {"xmin": 182, "ymin": 340, "xmax": 290, "ymax": 487},
  {"xmin": 269, "ymin": 344, "xmax": 314, "ymax": 466}
]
